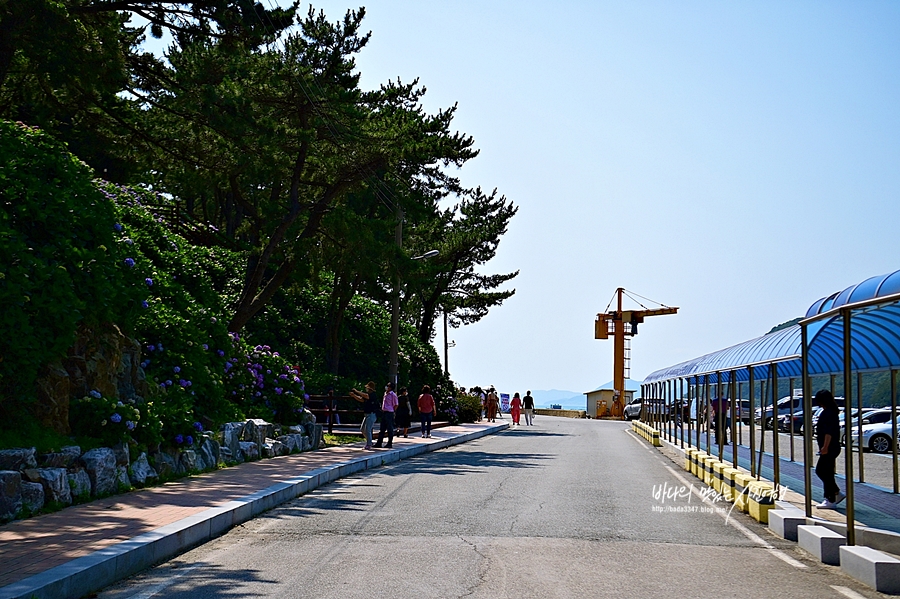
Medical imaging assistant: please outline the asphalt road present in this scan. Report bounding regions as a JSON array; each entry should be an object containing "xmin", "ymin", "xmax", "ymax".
[{"xmin": 97, "ymin": 418, "xmax": 884, "ymax": 599}]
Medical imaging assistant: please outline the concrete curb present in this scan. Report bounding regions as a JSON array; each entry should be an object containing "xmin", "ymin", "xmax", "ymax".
[{"xmin": 0, "ymin": 423, "xmax": 508, "ymax": 599}]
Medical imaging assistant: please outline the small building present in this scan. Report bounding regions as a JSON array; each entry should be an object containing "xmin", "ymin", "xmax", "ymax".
[{"xmin": 584, "ymin": 379, "xmax": 642, "ymax": 418}]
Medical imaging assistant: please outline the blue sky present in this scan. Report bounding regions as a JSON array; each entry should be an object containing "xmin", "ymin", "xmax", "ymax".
[{"xmin": 145, "ymin": 2, "xmax": 900, "ymax": 395}]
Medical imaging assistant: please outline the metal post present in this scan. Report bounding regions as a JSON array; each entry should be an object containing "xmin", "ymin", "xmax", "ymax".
[
  {"xmin": 738, "ymin": 381, "xmax": 744, "ymax": 446},
  {"xmin": 801, "ymin": 323, "xmax": 813, "ymax": 516},
  {"xmin": 749, "ymin": 366, "xmax": 757, "ymax": 477},
  {"xmin": 680, "ymin": 378, "xmax": 685, "ymax": 449},
  {"xmin": 716, "ymin": 372, "xmax": 724, "ymax": 461},
  {"xmin": 730, "ymin": 370, "xmax": 737, "ymax": 469},
  {"xmin": 788, "ymin": 377, "xmax": 795, "ymax": 462},
  {"xmin": 705, "ymin": 377, "xmax": 711, "ymax": 452},
  {"xmin": 843, "ymin": 308, "xmax": 856, "ymax": 546},
  {"xmin": 772, "ymin": 362, "xmax": 780, "ymax": 490},
  {"xmin": 443, "ymin": 308, "xmax": 449, "ymax": 376},
  {"xmin": 857, "ymin": 371, "xmax": 864, "ymax": 483},
  {"xmin": 892, "ymin": 369, "xmax": 898, "ymax": 494}
]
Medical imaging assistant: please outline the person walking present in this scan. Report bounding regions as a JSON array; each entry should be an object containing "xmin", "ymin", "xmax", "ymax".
[
  {"xmin": 510, "ymin": 392, "xmax": 522, "ymax": 425},
  {"xmin": 418, "ymin": 385, "xmax": 436, "ymax": 438},
  {"xmin": 374, "ymin": 382, "xmax": 399, "ymax": 448},
  {"xmin": 523, "ymin": 390, "xmax": 535, "ymax": 425},
  {"xmin": 349, "ymin": 381, "xmax": 379, "ymax": 450},
  {"xmin": 395, "ymin": 386, "xmax": 412, "ymax": 438},
  {"xmin": 486, "ymin": 387, "xmax": 498, "ymax": 422},
  {"xmin": 813, "ymin": 389, "xmax": 846, "ymax": 509}
]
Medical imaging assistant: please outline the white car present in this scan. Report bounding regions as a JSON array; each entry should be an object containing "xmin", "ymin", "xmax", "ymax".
[
  {"xmin": 849, "ymin": 415, "xmax": 900, "ymax": 453},
  {"xmin": 623, "ymin": 398, "xmax": 643, "ymax": 421}
]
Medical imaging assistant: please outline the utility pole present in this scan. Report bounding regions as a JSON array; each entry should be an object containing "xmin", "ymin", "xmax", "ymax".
[{"xmin": 389, "ymin": 208, "xmax": 403, "ymax": 387}]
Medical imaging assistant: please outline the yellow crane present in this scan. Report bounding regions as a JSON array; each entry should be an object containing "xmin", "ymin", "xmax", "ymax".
[{"xmin": 594, "ymin": 288, "xmax": 678, "ymax": 418}]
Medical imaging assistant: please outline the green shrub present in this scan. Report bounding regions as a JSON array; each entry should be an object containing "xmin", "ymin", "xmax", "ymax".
[
  {"xmin": 455, "ymin": 394, "xmax": 483, "ymax": 423},
  {"xmin": 0, "ymin": 122, "xmax": 141, "ymax": 417}
]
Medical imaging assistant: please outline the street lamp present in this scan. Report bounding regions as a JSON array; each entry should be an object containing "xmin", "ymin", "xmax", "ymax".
[{"xmin": 389, "ymin": 246, "xmax": 439, "ymax": 386}]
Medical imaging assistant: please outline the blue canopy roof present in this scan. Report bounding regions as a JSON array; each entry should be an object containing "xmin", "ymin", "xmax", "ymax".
[{"xmin": 644, "ymin": 269, "xmax": 900, "ymax": 384}]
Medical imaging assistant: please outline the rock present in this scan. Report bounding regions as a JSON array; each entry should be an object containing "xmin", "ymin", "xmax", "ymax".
[
  {"xmin": 67, "ymin": 470, "xmax": 91, "ymax": 500},
  {"xmin": 81, "ymin": 448, "xmax": 117, "ymax": 496},
  {"xmin": 0, "ymin": 448, "xmax": 37, "ymax": 471},
  {"xmin": 32, "ymin": 468, "xmax": 72, "ymax": 505},
  {"xmin": 180, "ymin": 449, "xmax": 198, "ymax": 473},
  {"xmin": 34, "ymin": 363, "xmax": 71, "ymax": 434},
  {"xmin": 21, "ymin": 481, "xmax": 44, "ymax": 515},
  {"xmin": 197, "ymin": 438, "xmax": 219, "ymax": 470},
  {"xmin": 116, "ymin": 466, "xmax": 131, "ymax": 491},
  {"xmin": 112, "ymin": 443, "xmax": 130, "ymax": 467},
  {"xmin": 128, "ymin": 452, "xmax": 157, "ymax": 486},
  {"xmin": 219, "ymin": 446, "xmax": 236, "ymax": 463},
  {"xmin": 241, "ymin": 419, "xmax": 272, "ymax": 447},
  {"xmin": 38, "ymin": 445, "xmax": 81, "ymax": 468},
  {"xmin": 302, "ymin": 436, "xmax": 311, "ymax": 452},
  {"xmin": 0, "ymin": 471, "xmax": 23, "ymax": 522},
  {"xmin": 221, "ymin": 422, "xmax": 243, "ymax": 462},
  {"xmin": 239, "ymin": 441, "xmax": 259, "ymax": 461},
  {"xmin": 276, "ymin": 435, "xmax": 298, "ymax": 453},
  {"xmin": 287, "ymin": 425, "xmax": 304, "ymax": 435},
  {"xmin": 266, "ymin": 439, "xmax": 288, "ymax": 457},
  {"xmin": 151, "ymin": 452, "xmax": 177, "ymax": 478},
  {"xmin": 300, "ymin": 408, "xmax": 316, "ymax": 425},
  {"xmin": 308, "ymin": 424, "xmax": 323, "ymax": 452}
]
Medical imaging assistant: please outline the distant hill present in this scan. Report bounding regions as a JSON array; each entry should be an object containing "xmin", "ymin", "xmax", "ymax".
[{"xmin": 529, "ymin": 389, "xmax": 584, "ymax": 408}]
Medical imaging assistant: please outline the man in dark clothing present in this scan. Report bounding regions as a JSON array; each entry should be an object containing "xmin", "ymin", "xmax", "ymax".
[
  {"xmin": 523, "ymin": 391, "xmax": 535, "ymax": 426},
  {"xmin": 813, "ymin": 389, "xmax": 845, "ymax": 509}
]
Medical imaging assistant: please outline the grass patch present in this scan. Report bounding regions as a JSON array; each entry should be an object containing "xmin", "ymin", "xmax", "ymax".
[{"xmin": 323, "ymin": 433, "xmax": 364, "ymax": 447}]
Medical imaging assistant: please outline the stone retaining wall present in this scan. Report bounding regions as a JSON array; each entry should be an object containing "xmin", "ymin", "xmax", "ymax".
[{"xmin": 0, "ymin": 418, "xmax": 323, "ymax": 523}]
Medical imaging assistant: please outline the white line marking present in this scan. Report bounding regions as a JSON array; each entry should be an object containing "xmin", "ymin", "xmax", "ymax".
[
  {"xmin": 831, "ymin": 585, "xmax": 870, "ymax": 599},
  {"xmin": 663, "ymin": 464, "xmax": 807, "ymax": 569}
]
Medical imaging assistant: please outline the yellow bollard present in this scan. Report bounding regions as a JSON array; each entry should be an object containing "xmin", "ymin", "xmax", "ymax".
[
  {"xmin": 748, "ymin": 481, "xmax": 776, "ymax": 524},
  {"xmin": 722, "ymin": 467, "xmax": 740, "ymax": 502},
  {"xmin": 733, "ymin": 472, "xmax": 754, "ymax": 513}
]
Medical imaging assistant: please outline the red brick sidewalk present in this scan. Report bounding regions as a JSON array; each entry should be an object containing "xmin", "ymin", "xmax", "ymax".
[{"xmin": 0, "ymin": 424, "xmax": 488, "ymax": 590}]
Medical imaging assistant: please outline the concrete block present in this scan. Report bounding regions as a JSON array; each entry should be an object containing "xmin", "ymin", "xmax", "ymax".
[
  {"xmin": 722, "ymin": 467, "xmax": 739, "ymax": 502},
  {"xmin": 798, "ymin": 524, "xmax": 845, "ymax": 565},
  {"xmin": 748, "ymin": 481, "xmax": 775, "ymax": 524},
  {"xmin": 713, "ymin": 462, "xmax": 726, "ymax": 493},
  {"xmin": 768, "ymin": 509, "xmax": 808, "ymax": 541},
  {"xmin": 734, "ymin": 473, "xmax": 753, "ymax": 513},
  {"xmin": 840, "ymin": 545, "xmax": 900, "ymax": 594}
]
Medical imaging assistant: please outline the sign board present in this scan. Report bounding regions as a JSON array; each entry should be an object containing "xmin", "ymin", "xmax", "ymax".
[{"xmin": 500, "ymin": 393, "xmax": 510, "ymax": 412}]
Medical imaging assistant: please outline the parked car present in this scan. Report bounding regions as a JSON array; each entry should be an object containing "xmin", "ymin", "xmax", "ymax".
[
  {"xmin": 777, "ymin": 407, "xmax": 823, "ymax": 434},
  {"xmin": 735, "ymin": 400, "xmax": 752, "ymax": 424},
  {"xmin": 755, "ymin": 395, "xmax": 803, "ymax": 429},
  {"xmin": 841, "ymin": 407, "xmax": 898, "ymax": 444},
  {"xmin": 849, "ymin": 415, "xmax": 900, "ymax": 453},
  {"xmin": 623, "ymin": 397, "xmax": 643, "ymax": 421}
]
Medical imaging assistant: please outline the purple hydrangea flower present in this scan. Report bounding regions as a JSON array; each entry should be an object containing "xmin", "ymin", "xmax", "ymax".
[
  {"xmin": 217, "ymin": 350, "xmax": 225, "ymax": 357},
  {"xmin": 141, "ymin": 300, "xmax": 149, "ymax": 309},
  {"xmin": 147, "ymin": 344, "xmax": 155, "ymax": 352},
  {"xmin": 179, "ymin": 379, "xmax": 188, "ymax": 387},
  {"xmin": 89, "ymin": 390, "xmax": 102, "ymax": 399},
  {"xmin": 202, "ymin": 344, "xmax": 208, "ymax": 350},
  {"xmin": 124, "ymin": 238, "xmax": 134, "ymax": 245},
  {"xmin": 110, "ymin": 413, "xmax": 122, "ymax": 423},
  {"xmin": 126, "ymin": 421, "xmax": 136, "ymax": 431},
  {"xmin": 145, "ymin": 278, "xmax": 153, "ymax": 286},
  {"xmin": 113, "ymin": 223, "xmax": 123, "ymax": 232},
  {"xmin": 173, "ymin": 366, "xmax": 181, "ymax": 373},
  {"xmin": 275, "ymin": 388, "xmax": 283, "ymax": 395},
  {"xmin": 165, "ymin": 380, "xmax": 173, "ymax": 386},
  {"xmin": 124, "ymin": 257, "xmax": 135, "ymax": 267},
  {"xmin": 175, "ymin": 434, "xmax": 184, "ymax": 444},
  {"xmin": 193, "ymin": 421, "xmax": 203, "ymax": 432},
  {"xmin": 186, "ymin": 435, "xmax": 194, "ymax": 446}
]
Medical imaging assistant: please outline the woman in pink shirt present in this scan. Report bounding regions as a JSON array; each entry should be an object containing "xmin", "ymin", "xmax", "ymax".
[
  {"xmin": 417, "ymin": 385, "xmax": 435, "ymax": 438},
  {"xmin": 510, "ymin": 392, "xmax": 522, "ymax": 425}
]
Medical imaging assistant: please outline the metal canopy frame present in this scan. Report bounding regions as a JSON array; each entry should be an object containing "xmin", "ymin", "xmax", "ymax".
[{"xmin": 639, "ymin": 269, "xmax": 900, "ymax": 547}]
